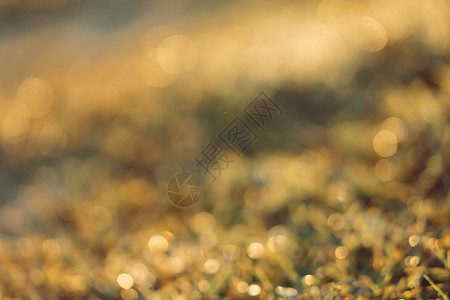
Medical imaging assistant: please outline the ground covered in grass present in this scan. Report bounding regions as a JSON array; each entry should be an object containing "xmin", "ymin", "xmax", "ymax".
[{"xmin": 0, "ymin": 0, "xmax": 449, "ymax": 299}]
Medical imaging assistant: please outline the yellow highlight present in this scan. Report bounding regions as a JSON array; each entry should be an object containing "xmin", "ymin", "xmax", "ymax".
[{"xmin": 373, "ymin": 130, "xmax": 397, "ymax": 157}]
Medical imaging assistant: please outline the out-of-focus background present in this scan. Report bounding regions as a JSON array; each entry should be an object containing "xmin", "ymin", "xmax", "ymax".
[{"xmin": 0, "ymin": 0, "xmax": 449, "ymax": 299}]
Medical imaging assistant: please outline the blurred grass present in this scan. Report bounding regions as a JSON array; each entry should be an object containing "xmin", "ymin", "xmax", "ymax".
[{"xmin": 0, "ymin": 0, "xmax": 449, "ymax": 299}]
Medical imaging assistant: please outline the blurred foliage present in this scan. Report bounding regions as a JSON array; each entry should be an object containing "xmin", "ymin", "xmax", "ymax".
[{"xmin": 0, "ymin": 0, "xmax": 449, "ymax": 299}]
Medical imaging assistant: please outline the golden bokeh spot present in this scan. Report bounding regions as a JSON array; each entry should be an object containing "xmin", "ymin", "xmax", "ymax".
[
  {"xmin": 409, "ymin": 235, "xmax": 420, "ymax": 247},
  {"xmin": 405, "ymin": 255, "xmax": 420, "ymax": 267},
  {"xmin": 247, "ymin": 242, "xmax": 264, "ymax": 259},
  {"xmin": 276, "ymin": 286, "xmax": 298, "ymax": 298},
  {"xmin": 248, "ymin": 284, "xmax": 261, "ymax": 296},
  {"xmin": 190, "ymin": 212, "xmax": 215, "ymax": 234},
  {"xmin": 129, "ymin": 263, "xmax": 150, "ymax": 285},
  {"xmin": 120, "ymin": 288, "xmax": 138, "ymax": 300},
  {"xmin": 236, "ymin": 281, "xmax": 248, "ymax": 293},
  {"xmin": 327, "ymin": 213, "xmax": 345, "ymax": 231},
  {"xmin": 267, "ymin": 235, "xmax": 289, "ymax": 252},
  {"xmin": 17, "ymin": 77, "xmax": 53, "ymax": 118},
  {"xmin": 168, "ymin": 257, "xmax": 184, "ymax": 274},
  {"xmin": 161, "ymin": 231, "xmax": 175, "ymax": 241},
  {"xmin": 311, "ymin": 286, "xmax": 321, "ymax": 297},
  {"xmin": 373, "ymin": 130, "xmax": 397, "ymax": 157},
  {"xmin": 336, "ymin": 258, "xmax": 349, "ymax": 270},
  {"xmin": 157, "ymin": 35, "xmax": 197, "ymax": 75},
  {"xmin": 375, "ymin": 159, "xmax": 393, "ymax": 182},
  {"xmin": 197, "ymin": 279, "xmax": 210, "ymax": 292},
  {"xmin": 335, "ymin": 246, "xmax": 348, "ymax": 260},
  {"xmin": 303, "ymin": 275, "xmax": 316, "ymax": 286},
  {"xmin": 353, "ymin": 16, "xmax": 388, "ymax": 52},
  {"xmin": 381, "ymin": 117, "xmax": 405, "ymax": 142},
  {"xmin": 244, "ymin": 186, "xmax": 265, "ymax": 209},
  {"xmin": 204, "ymin": 258, "xmax": 220, "ymax": 274},
  {"xmin": 148, "ymin": 234, "xmax": 169, "ymax": 254},
  {"xmin": 117, "ymin": 273, "xmax": 133, "ymax": 289}
]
